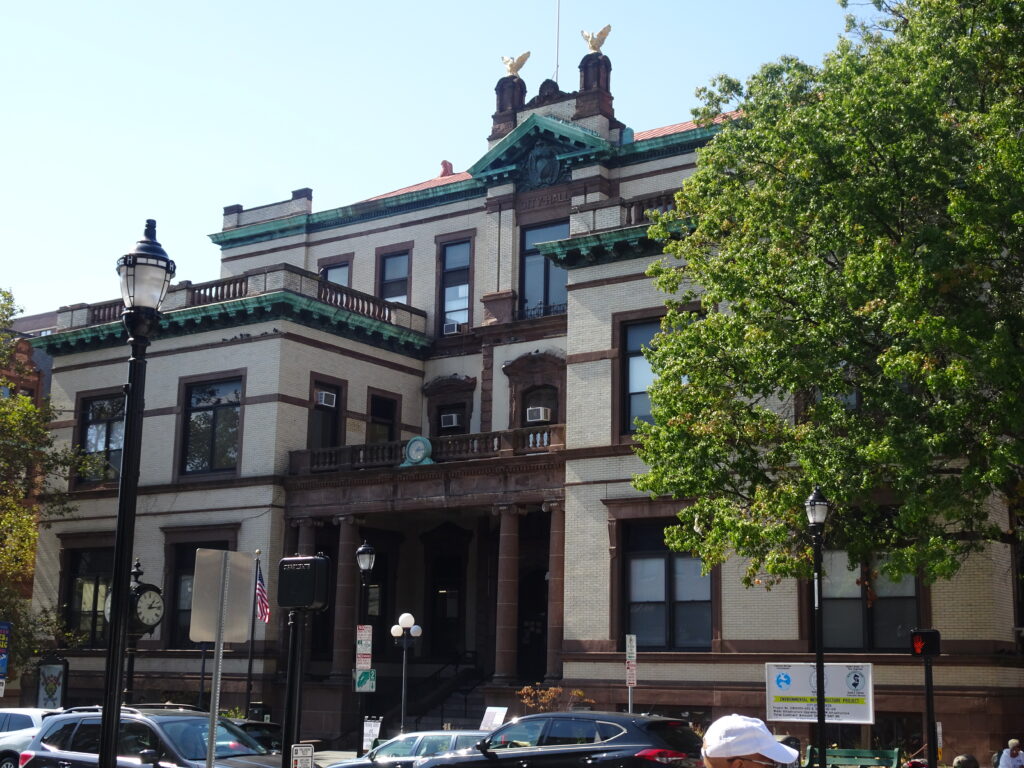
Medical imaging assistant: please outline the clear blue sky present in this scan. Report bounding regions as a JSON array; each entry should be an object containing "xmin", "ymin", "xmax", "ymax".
[{"xmin": 2, "ymin": 0, "xmax": 870, "ymax": 318}]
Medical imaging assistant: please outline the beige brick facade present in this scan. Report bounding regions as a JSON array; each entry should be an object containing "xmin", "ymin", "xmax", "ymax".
[{"xmin": 26, "ymin": 45, "xmax": 1022, "ymax": 757}]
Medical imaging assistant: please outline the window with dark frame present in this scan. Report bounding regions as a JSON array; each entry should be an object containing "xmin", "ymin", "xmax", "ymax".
[
  {"xmin": 822, "ymin": 550, "xmax": 918, "ymax": 651},
  {"xmin": 519, "ymin": 220, "xmax": 569, "ymax": 319},
  {"xmin": 321, "ymin": 262, "xmax": 350, "ymax": 287},
  {"xmin": 64, "ymin": 547, "xmax": 113, "ymax": 648},
  {"xmin": 80, "ymin": 395, "xmax": 125, "ymax": 482},
  {"xmin": 169, "ymin": 540, "xmax": 228, "ymax": 649},
  {"xmin": 440, "ymin": 241, "xmax": 470, "ymax": 330},
  {"xmin": 624, "ymin": 320, "xmax": 659, "ymax": 432},
  {"xmin": 379, "ymin": 252, "xmax": 409, "ymax": 305},
  {"xmin": 181, "ymin": 379, "xmax": 241, "ymax": 474},
  {"xmin": 367, "ymin": 394, "xmax": 398, "ymax": 443},
  {"xmin": 309, "ymin": 382, "xmax": 341, "ymax": 449},
  {"xmin": 625, "ymin": 520, "xmax": 712, "ymax": 650}
]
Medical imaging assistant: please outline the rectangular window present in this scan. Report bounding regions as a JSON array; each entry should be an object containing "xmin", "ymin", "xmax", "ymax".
[
  {"xmin": 169, "ymin": 541, "xmax": 228, "ymax": 648},
  {"xmin": 624, "ymin": 321, "xmax": 659, "ymax": 431},
  {"xmin": 81, "ymin": 395, "xmax": 125, "ymax": 482},
  {"xmin": 626, "ymin": 520, "xmax": 711, "ymax": 650},
  {"xmin": 822, "ymin": 550, "xmax": 918, "ymax": 651},
  {"xmin": 367, "ymin": 394, "xmax": 398, "ymax": 443},
  {"xmin": 441, "ymin": 241, "xmax": 471, "ymax": 329},
  {"xmin": 181, "ymin": 379, "xmax": 241, "ymax": 474},
  {"xmin": 64, "ymin": 548, "xmax": 113, "ymax": 649},
  {"xmin": 322, "ymin": 262, "xmax": 350, "ymax": 287},
  {"xmin": 309, "ymin": 383, "xmax": 342, "ymax": 449},
  {"xmin": 380, "ymin": 252, "xmax": 409, "ymax": 305},
  {"xmin": 519, "ymin": 221, "xmax": 569, "ymax": 319}
]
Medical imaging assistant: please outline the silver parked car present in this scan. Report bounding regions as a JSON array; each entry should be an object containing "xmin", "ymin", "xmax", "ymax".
[
  {"xmin": 326, "ymin": 730, "xmax": 489, "ymax": 768},
  {"xmin": 0, "ymin": 709, "xmax": 61, "ymax": 768}
]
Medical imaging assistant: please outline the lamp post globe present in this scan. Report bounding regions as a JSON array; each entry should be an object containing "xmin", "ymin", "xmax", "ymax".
[
  {"xmin": 355, "ymin": 541, "xmax": 376, "ymax": 583},
  {"xmin": 805, "ymin": 485, "xmax": 830, "ymax": 768},
  {"xmin": 393, "ymin": 613, "xmax": 422, "ymax": 734},
  {"xmin": 99, "ymin": 221, "xmax": 174, "ymax": 768}
]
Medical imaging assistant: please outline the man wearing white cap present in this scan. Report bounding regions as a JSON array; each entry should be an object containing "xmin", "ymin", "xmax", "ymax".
[
  {"xmin": 997, "ymin": 739, "xmax": 1022, "ymax": 768},
  {"xmin": 701, "ymin": 714, "xmax": 800, "ymax": 768}
]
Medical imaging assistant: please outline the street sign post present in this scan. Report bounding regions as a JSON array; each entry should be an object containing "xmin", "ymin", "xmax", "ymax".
[
  {"xmin": 290, "ymin": 743, "xmax": 314, "ymax": 768},
  {"xmin": 354, "ymin": 668, "xmax": 377, "ymax": 693},
  {"xmin": 625, "ymin": 634, "xmax": 637, "ymax": 713}
]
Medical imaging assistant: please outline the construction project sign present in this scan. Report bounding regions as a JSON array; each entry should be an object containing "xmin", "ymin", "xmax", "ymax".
[{"xmin": 765, "ymin": 663, "xmax": 874, "ymax": 724}]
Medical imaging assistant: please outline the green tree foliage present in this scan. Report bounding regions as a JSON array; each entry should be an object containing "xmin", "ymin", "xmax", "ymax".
[
  {"xmin": 635, "ymin": 0, "xmax": 1024, "ymax": 586},
  {"xmin": 0, "ymin": 288, "xmax": 86, "ymax": 674}
]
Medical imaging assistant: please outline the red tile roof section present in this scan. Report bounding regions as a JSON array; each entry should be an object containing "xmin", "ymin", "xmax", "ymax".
[
  {"xmin": 633, "ymin": 110, "xmax": 739, "ymax": 141},
  {"xmin": 363, "ymin": 112, "xmax": 738, "ymax": 203},
  {"xmin": 362, "ymin": 171, "xmax": 473, "ymax": 202}
]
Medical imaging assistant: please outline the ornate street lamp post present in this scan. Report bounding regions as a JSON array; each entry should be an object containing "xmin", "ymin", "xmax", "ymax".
[
  {"xmin": 390, "ymin": 612, "xmax": 422, "ymax": 734},
  {"xmin": 98, "ymin": 221, "xmax": 175, "ymax": 768},
  {"xmin": 356, "ymin": 541, "xmax": 376, "ymax": 616},
  {"xmin": 805, "ymin": 486, "xmax": 830, "ymax": 768}
]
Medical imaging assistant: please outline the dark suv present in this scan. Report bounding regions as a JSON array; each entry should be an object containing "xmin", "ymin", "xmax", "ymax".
[
  {"xmin": 413, "ymin": 711, "xmax": 703, "ymax": 768},
  {"xmin": 18, "ymin": 705, "xmax": 280, "ymax": 768}
]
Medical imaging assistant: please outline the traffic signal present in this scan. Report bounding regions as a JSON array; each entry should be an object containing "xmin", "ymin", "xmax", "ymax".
[{"xmin": 910, "ymin": 628, "xmax": 940, "ymax": 656}]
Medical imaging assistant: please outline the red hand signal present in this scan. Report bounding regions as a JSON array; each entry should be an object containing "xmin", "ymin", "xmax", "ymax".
[{"xmin": 913, "ymin": 635, "xmax": 925, "ymax": 654}]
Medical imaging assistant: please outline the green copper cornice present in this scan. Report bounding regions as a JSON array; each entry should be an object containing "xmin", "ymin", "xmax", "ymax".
[
  {"xmin": 615, "ymin": 123, "xmax": 722, "ymax": 167},
  {"xmin": 210, "ymin": 179, "xmax": 485, "ymax": 250},
  {"xmin": 537, "ymin": 225, "xmax": 661, "ymax": 270},
  {"xmin": 208, "ymin": 118, "xmax": 723, "ymax": 251},
  {"xmin": 34, "ymin": 292, "xmax": 433, "ymax": 359}
]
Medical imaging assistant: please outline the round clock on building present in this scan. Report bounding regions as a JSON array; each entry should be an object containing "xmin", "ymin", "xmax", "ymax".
[
  {"xmin": 132, "ymin": 585, "xmax": 165, "ymax": 631},
  {"xmin": 401, "ymin": 435, "xmax": 434, "ymax": 466}
]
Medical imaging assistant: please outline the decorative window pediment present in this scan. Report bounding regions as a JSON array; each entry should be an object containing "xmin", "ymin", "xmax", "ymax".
[{"xmin": 468, "ymin": 114, "xmax": 610, "ymax": 186}]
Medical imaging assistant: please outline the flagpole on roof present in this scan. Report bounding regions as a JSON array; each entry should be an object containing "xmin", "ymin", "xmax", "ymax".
[{"xmin": 244, "ymin": 549, "xmax": 262, "ymax": 718}]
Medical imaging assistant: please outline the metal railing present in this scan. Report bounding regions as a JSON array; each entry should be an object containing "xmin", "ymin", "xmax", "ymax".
[{"xmin": 290, "ymin": 424, "xmax": 565, "ymax": 474}]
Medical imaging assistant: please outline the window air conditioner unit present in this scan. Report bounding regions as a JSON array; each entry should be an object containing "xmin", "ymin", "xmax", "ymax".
[
  {"xmin": 440, "ymin": 413, "xmax": 462, "ymax": 429},
  {"xmin": 442, "ymin": 322, "xmax": 464, "ymax": 336},
  {"xmin": 526, "ymin": 406, "xmax": 552, "ymax": 423},
  {"xmin": 315, "ymin": 391, "xmax": 337, "ymax": 408}
]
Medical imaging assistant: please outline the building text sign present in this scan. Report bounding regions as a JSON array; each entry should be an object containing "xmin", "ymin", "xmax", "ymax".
[{"xmin": 765, "ymin": 663, "xmax": 874, "ymax": 724}]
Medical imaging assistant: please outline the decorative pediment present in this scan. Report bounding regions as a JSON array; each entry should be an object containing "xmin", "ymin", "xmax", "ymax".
[{"xmin": 469, "ymin": 114, "xmax": 610, "ymax": 187}]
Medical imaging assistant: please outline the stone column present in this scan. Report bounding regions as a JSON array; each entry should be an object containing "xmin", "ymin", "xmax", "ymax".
[
  {"xmin": 293, "ymin": 517, "xmax": 319, "ymax": 555},
  {"xmin": 493, "ymin": 504, "xmax": 522, "ymax": 682},
  {"xmin": 331, "ymin": 516, "xmax": 359, "ymax": 676},
  {"xmin": 542, "ymin": 500, "xmax": 565, "ymax": 681}
]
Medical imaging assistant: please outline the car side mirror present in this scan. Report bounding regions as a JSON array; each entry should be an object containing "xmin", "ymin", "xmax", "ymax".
[
  {"xmin": 138, "ymin": 749, "xmax": 160, "ymax": 765},
  {"xmin": 475, "ymin": 740, "xmax": 490, "ymax": 754}
]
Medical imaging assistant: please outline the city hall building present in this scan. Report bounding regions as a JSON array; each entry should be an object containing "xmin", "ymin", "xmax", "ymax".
[{"xmin": 27, "ymin": 43, "xmax": 1023, "ymax": 758}]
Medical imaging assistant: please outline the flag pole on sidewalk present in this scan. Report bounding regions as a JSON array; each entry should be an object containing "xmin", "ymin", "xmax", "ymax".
[{"xmin": 245, "ymin": 549, "xmax": 270, "ymax": 717}]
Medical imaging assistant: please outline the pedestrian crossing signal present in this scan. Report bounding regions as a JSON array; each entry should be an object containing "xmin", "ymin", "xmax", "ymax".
[{"xmin": 910, "ymin": 628, "xmax": 940, "ymax": 656}]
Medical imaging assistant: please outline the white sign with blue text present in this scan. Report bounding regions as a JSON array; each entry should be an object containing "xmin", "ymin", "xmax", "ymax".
[{"xmin": 765, "ymin": 663, "xmax": 874, "ymax": 724}]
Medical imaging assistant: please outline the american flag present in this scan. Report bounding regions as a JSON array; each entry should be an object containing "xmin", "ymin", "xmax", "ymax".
[{"xmin": 255, "ymin": 559, "xmax": 270, "ymax": 623}]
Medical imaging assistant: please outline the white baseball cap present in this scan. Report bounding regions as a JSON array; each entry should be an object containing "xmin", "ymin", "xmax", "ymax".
[{"xmin": 702, "ymin": 714, "xmax": 799, "ymax": 763}]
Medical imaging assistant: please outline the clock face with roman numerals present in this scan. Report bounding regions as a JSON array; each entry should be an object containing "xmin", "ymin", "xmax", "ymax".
[{"xmin": 133, "ymin": 586, "xmax": 165, "ymax": 628}]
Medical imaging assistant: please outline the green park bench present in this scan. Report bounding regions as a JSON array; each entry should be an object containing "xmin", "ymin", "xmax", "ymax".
[{"xmin": 805, "ymin": 748, "xmax": 902, "ymax": 768}]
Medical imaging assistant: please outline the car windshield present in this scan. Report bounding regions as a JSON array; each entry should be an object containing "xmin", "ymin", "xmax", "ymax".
[
  {"xmin": 374, "ymin": 735, "xmax": 419, "ymax": 758},
  {"xmin": 159, "ymin": 717, "xmax": 269, "ymax": 760},
  {"xmin": 643, "ymin": 721, "xmax": 703, "ymax": 754}
]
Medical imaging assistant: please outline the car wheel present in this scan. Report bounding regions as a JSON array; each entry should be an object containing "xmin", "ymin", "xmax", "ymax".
[{"xmin": 0, "ymin": 752, "xmax": 18, "ymax": 768}]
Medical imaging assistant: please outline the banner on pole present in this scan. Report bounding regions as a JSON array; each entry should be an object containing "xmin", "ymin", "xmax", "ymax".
[{"xmin": 765, "ymin": 663, "xmax": 874, "ymax": 724}]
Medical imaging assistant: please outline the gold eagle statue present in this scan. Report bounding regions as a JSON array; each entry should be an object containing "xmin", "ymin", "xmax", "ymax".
[
  {"xmin": 501, "ymin": 51, "xmax": 531, "ymax": 77},
  {"xmin": 581, "ymin": 24, "xmax": 611, "ymax": 53}
]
